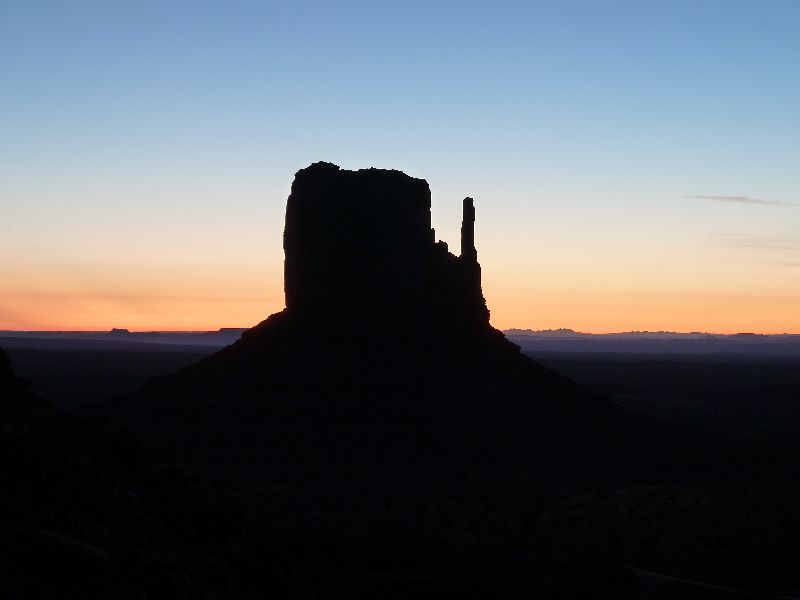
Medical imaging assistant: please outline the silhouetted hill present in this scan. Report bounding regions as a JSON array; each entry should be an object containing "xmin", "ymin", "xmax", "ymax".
[
  {"xmin": 136, "ymin": 162, "xmax": 557, "ymax": 386},
  {"xmin": 0, "ymin": 347, "xmax": 254, "ymax": 599},
  {"xmin": 106, "ymin": 163, "xmax": 753, "ymax": 484},
  {"xmin": 106, "ymin": 164, "xmax": 641, "ymax": 475}
]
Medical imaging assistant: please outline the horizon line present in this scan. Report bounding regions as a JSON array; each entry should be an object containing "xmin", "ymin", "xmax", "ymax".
[{"xmin": 2, "ymin": 327, "xmax": 799, "ymax": 337}]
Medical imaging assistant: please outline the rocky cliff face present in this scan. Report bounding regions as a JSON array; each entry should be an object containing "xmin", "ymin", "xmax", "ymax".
[{"xmin": 282, "ymin": 162, "xmax": 489, "ymax": 338}]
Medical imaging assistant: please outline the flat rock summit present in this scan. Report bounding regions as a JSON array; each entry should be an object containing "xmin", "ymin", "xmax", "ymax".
[{"xmin": 284, "ymin": 161, "xmax": 489, "ymax": 334}]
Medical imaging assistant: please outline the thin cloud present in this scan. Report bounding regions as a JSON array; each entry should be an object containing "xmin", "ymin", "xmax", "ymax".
[
  {"xmin": 686, "ymin": 195, "xmax": 798, "ymax": 207},
  {"xmin": 707, "ymin": 233, "xmax": 800, "ymax": 267},
  {"xmin": 710, "ymin": 233, "xmax": 800, "ymax": 251}
]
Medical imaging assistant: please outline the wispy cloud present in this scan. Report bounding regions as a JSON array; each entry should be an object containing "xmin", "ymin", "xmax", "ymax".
[
  {"xmin": 710, "ymin": 233, "xmax": 800, "ymax": 251},
  {"xmin": 707, "ymin": 233, "xmax": 800, "ymax": 267},
  {"xmin": 686, "ymin": 195, "xmax": 798, "ymax": 207}
]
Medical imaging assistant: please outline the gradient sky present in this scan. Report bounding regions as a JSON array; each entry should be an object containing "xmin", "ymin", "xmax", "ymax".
[{"xmin": 2, "ymin": 1, "xmax": 799, "ymax": 333}]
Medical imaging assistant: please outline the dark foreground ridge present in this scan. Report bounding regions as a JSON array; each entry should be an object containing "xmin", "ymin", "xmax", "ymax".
[{"xmin": 0, "ymin": 347, "xmax": 249, "ymax": 598}]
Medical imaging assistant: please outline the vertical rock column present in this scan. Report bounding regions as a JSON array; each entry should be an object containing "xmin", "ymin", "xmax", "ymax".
[
  {"xmin": 461, "ymin": 197, "xmax": 477, "ymax": 263},
  {"xmin": 459, "ymin": 197, "xmax": 489, "ymax": 326}
]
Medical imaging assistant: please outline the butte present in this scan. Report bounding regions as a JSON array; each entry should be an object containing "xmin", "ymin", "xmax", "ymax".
[{"xmin": 109, "ymin": 162, "xmax": 666, "ymax": 478}]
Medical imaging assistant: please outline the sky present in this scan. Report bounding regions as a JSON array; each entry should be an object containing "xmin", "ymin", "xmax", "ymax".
[{"xmin": 1, "ymin": 0, "xmax": 799, "ymax": 333}]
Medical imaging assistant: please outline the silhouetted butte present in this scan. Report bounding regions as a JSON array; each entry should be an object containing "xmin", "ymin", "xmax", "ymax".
[
  {"xmin": 131, "ymin": 163, "xmax": 578, "ymax": 397},
  {"xmin": 112, "ymin": 163, "xmax": 686, "ymax": 478}
]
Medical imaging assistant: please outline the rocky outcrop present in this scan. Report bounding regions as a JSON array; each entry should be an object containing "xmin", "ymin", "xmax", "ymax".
[
  {"xmin": 112, "ymin": 163, "xmax": 586, "ymax": 404},
  {"xmin": 145, "ymin": 161, "xmax": 569, "ymax": 401},
  {"xmin": 282, "ymin": 162, "xmax": 489, "ymax": 338},
  {"xmin": 105, "ymin": 162, "xmax": 636, "ymax": 484}
]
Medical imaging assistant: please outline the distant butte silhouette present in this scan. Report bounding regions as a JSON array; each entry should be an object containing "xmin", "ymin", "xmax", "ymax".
[
  {"xmin": 267, "ymin": 161, "xmax": 524, "ymax": 379},
  {"xmin": 133, "ymin": 162, "xmax": 574, "ymax": 396},
  {"xmin": 284, "ymin": 162, "xmax": 488, "ymax": 335},
  {"xmin": 113, "ymin": 162, "xmax": 670, "ymax": 477}
]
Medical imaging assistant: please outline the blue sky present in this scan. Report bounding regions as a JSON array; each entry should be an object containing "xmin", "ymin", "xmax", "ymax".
[{"xmin": 1, "ymin": 1, "xmax": 799, "ymax": 331}]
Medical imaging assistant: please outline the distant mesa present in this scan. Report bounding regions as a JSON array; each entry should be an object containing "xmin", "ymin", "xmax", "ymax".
[
  {"xmin": 282, "ymin": 162, "xmax": 490, "ymax": 340},
  {"xmin": 140, "ymin": 160, "xmax": 561, "ymax": 395},
  {"xmin": 110, "ymin": 162, "xmax": 629, "ymax": 476},
  {"xmin": 505, "ymin": 328, "xmax": 583, "ymax": 338}
]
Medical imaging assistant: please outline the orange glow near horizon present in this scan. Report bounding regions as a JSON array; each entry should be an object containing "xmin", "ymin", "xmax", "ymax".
[
  {"xmin": 2, "ymin": 220, "xmax": 799, "ymax": 335},
  {"xmin": 2, "ymin": 283, "xmax": 798, "ymax": 334},
  {"xmin": 0, "ymin": 292, "xmax": 282, "ymax": 332},
  {"xmin": 486, "ymin": 288, "xmax": 800, "ymax": 335},
  {"xmin": 3, "ymin": 4, "xmax": 800, "ymax": 337},
  {"xmin": 0, "ymin": 261, "xmax": 285, "ymax": 332}
]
